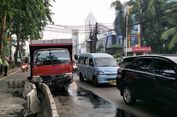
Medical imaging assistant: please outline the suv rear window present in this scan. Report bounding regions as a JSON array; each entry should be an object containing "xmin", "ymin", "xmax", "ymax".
[
  {"xmin": 120, "ymin": 57, "xmax": 136, "ymax": 68},
  {"xmin": 135, "ymin": 58, "xmax": 152, "ymax": 72}
]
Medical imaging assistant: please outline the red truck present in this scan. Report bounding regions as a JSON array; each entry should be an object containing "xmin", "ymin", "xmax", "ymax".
[{"xmin": 29, "ymin": 39, "xmax": 73, "ymax": 92}]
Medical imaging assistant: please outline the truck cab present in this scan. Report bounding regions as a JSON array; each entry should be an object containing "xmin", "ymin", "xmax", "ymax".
[{"xmin": 29, "ymin": 39, "xmax": 73, "ymax": 92}]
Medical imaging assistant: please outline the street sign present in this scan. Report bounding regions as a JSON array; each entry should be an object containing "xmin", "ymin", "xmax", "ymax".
[{"xmin": 132, "ymin": 47, "xmax": 151, "ymax": 52}]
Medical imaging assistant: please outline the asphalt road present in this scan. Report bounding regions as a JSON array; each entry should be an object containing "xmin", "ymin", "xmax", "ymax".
[
  {"xmin": 54, "ymin": 73, "xmax": 177, "ymax": 117},
  {"xmin": 4, "ymin": 69, "xmax": 176, "ymax": 117}
]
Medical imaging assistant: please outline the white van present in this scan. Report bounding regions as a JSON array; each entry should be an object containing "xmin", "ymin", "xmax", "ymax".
[{"xmin": 76, "ymin": 53, "xmax": 118, "ymax": 86}]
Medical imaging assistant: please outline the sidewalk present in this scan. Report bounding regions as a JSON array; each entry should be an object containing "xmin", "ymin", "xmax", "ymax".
[
  {"xmin": 0, "ymin": 67, "xmax": 26, "ymax": 117},
  {"xmin": 0, "ymin": 67, "xmax": 20, "ymax": 79}
]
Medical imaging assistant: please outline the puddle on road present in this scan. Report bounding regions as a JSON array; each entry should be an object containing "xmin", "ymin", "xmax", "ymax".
[
  {"xmin": 76, "ymin": 87, "xmax": 112, "ymax": 108},
  {"xmin": 54, "ymin": 85, "xmax": 136, "ymax": 117}
]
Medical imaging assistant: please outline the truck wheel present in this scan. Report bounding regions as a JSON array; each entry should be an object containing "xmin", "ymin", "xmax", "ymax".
[
  {"xmin": 79, "ymin": 73, "xmax": 84, "ymax": 82},
  {"xmin": 122, "ymin": 86, "xmax": 136, "ymax": 105},
  {"xmin": 92, "ymin": 76, "xmax": 98, "ymax": 87}
]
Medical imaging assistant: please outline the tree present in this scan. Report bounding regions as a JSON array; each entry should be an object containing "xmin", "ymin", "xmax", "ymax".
[
  {"xmin": 111, "ymin": 0, "xmax": 128, "ymax": 54},
  {"xmin": 129, "ymin": 0, "xmax": 167, "ymax": 53},
  {"xmin": 0, "ymin": 0, "xmax": 54, "ymax": 64},
  {"xmin": 10, "ymin": 0, "xmax": 54, "ymax": 64},
  {"xmin": 161, "ymin": 3, "xmax": 177, "ymax": 53},
  {"xmin": 0, "ymin": 0, "xmax": 14, "ymax": 56}
]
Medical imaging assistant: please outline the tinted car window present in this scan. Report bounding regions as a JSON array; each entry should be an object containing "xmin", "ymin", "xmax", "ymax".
[
  {"xmin": 120, "ymin": 57, "xmax": 136, "ymax": 68},
  {"xmin": 135, "ymin": 58, "xmax": 152, "ymax": 72},
  {"xmin": 153, "ymin": 59, "xmax": 176, "ymax": 77}
]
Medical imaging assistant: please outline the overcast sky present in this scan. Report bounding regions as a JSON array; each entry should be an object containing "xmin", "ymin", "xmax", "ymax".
[{"xmin": 50, "ymin": 0, "xmax": 128, "ymax": 26}]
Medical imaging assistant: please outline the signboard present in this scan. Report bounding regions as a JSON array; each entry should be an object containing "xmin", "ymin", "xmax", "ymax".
[{"xmin": 132, "ymin": 47, "xmax": 151, "ymax": 52}]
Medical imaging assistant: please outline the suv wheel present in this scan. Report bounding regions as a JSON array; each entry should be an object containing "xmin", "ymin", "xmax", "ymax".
[
  {"xmin": 122, "ymin": 86, "xmax": 136, "ymax": 105},
  {"xmin": 79, "ymin": 73, "xmax": 84, "ymax": 82}
]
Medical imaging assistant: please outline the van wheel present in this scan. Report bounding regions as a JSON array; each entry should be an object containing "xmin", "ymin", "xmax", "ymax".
[
  {"xmin": 122, "ymin": 86, "xmax": 136, "ymax": 105},
  {"xmin": 79, "ymin": 73, "xmax": 84, "ymax": 82},
  {"xmin": 92, "ymin": 76, "xmax": 98, "ymax": 87}
]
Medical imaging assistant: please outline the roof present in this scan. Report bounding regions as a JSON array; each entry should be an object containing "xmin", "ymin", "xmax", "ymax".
[
  {"xmin": 124, "ymin": 54, "xmax": 177, "ymax": 64},
  {"xmin": 30, "ymin": 39, "xmax": 72, "ymax": 45},
  {"xmin": 80, "ymin": 53, "xmax": 113, "ymax": 58}
]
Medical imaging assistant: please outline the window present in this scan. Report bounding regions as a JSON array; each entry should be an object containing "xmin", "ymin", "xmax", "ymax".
[
  {"xmin": 94, "ymin": 57, "xmax": 117, "ymax": 67},
  {"xmin": 78, "ymin": 56, "xmax": 85, "ymax": 64},
  {"xmin": 89, "ymin": 58, "xmax": 94, "ymax": 66},
  {"xmin": 85, "ymin": 57, "xmax": 89, "ymax": 65},
  {"xmin": 34, "ymin": 49, "xmax": 70, "ymax": 65},
  {"xmin": 135, "ymin": 58, "xmax": 152, "ymax": 72},
  {"xmin": 122, "ymin": 57, "xmax": 136, "ymax": 69},
  {"xmin": 153, "ymin": 59, "xmax": 176, "ymax": 77}
]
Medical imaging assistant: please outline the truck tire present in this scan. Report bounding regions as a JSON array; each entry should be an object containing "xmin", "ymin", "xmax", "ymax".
[{"xmin": 122, "ymin": 86, "xmax": 136, "ymax": 105}]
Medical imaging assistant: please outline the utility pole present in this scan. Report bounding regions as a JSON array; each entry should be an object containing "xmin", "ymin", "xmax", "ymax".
[
  {"xmin": 89, "ymin": 22, "xmax": 93, "ymax": 53},
  {"xmin": 125, "ymin": 14, "xmax": 128, "ymax": 57},
  {"xmin": 93, "ymin": 22, "xmax": 98, "ymax": 52}
]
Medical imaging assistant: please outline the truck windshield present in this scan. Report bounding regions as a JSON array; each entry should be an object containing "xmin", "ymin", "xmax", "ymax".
[
  {"xmin": 95, "ymin": 57, "xmax": 117, "ymax": 67},
  {"xmin": 33, "ymin": 49, "xmax": 70, "ymax": 65}
]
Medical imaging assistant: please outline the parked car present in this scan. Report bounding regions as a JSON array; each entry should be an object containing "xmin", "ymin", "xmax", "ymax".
[
  {"xmin": 116, "ymin": 55, "xmax": 177, "ymax": 107},
  {"xmin": 76, "ymin": 53, "xmax": 118, "ymax": 86}
]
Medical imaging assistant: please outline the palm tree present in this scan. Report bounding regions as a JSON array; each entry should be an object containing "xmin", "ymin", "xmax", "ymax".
[
  {"xmin": 161, "ymin": 3, "xmax": 177, "ymax": 52},
  {"xmin": 111, "ymin": 0, "xmax": 124, "ymax": 39},
  {"xmin": 111, "ymin": 0, "xmax": 130, "ymax": 55}
]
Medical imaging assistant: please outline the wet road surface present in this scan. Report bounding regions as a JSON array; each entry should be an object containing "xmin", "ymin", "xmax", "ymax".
[
  {"xmin": 75, "ymin": 76, "xmax": 177, "ymax": 117},
  {"xmin": 52, "ymin": 73, "xmax": 177, "ymax": 117},
  {"xmin": 54, "ymin": 82, "xmax": 137, "ymax": 117}
]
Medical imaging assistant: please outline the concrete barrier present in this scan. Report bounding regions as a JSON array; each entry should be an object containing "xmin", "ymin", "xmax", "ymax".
[
  {"xmin": 41, "ymin": 83, "xmax": 59, "ymax": 117},
  {"xmin": 23, "ymin": 82, "xmax": 40, "ymax": 117},
  {"xmin": 23, "ymin": 80, "xmax": 59, "ymax": 117},
  {"xmin": 7, "ymin": 80, "xmax": 24, "ymax": 89},
  {"xmin": 23, "ymin": 81, "xmax": 36, "ymax": 98}
]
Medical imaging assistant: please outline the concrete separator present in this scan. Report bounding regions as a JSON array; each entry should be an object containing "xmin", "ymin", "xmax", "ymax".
[
  {"xmin": 23, "ymin": 82, "xmax": 40, "ymax": 117},
  {"xmin": 41, "ymin": 83, "xmax": 59, "ymax": 117},
  {"xmin": 23, "ymin": 81, "xmax": 59, "ymax": 117}
]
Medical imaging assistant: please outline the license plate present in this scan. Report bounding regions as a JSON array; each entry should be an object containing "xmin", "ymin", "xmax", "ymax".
[{"xmin": 109, "ymin": 80, "xmax": 116, "ymax": 85}]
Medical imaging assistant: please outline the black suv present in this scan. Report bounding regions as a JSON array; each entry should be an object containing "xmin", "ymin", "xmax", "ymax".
[{"xmin": 116, "ymin": 55, "xmax": 177, "ymax": 106}]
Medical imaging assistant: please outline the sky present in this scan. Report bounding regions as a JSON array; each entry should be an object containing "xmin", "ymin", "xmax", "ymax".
[{"xmin": 50, "ymin": 0, "xmax": 128, "ymax": 26}]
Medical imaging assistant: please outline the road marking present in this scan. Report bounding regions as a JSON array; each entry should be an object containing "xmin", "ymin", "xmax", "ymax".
[{"xmin": 0, "ymin": 69, "xmax": 21, "ymax": 81}]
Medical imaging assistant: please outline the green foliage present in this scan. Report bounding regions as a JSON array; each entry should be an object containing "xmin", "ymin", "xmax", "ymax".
[
  {"xmin": 111, "ymin": 0, "xmax": 126, "ymax": 49},
  {"xmin": 161, "ymin": 3, "xmax": 177, "ymax": 51},
  {"xmin": 129, "ymin": 0, "xmax": 171, "ymax": 53},
  {"xmin": 0, "ymin": 0, "xmax": 54, "ymax": 63}
]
